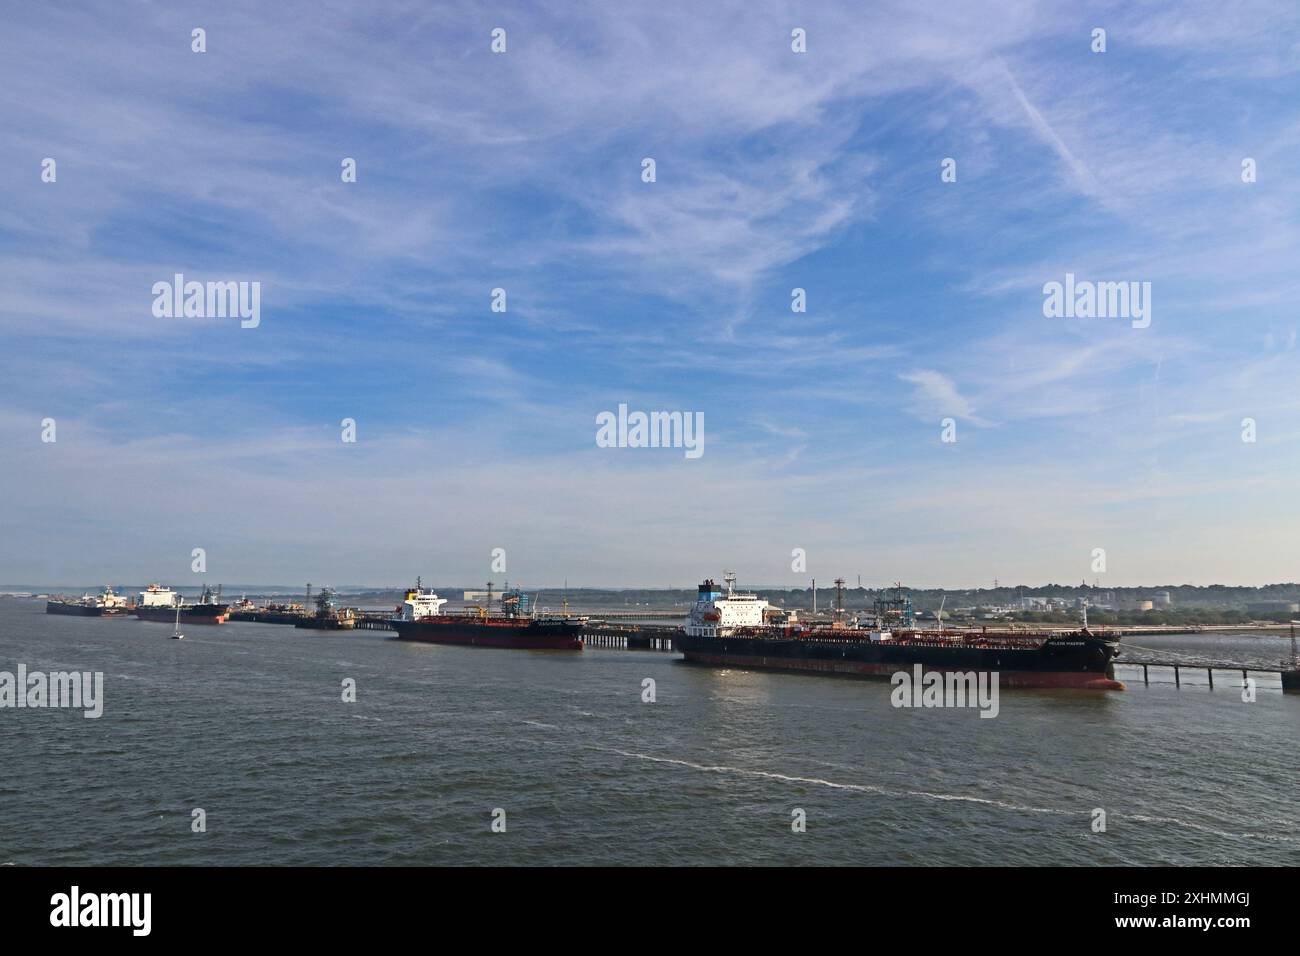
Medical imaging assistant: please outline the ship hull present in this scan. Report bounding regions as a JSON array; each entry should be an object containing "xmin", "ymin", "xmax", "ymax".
[
  {"xmin": 135, "ymin": 605, "xmax": 229, "ymax": 625},
  {"xmin": 46, "ymin": 601, "xmax": 105, "ymax": 617},
  {"xmin": 295, "ymin": 617, "xmax": 356, "ymax": 630},
  {"xmin": 228, "ymin": 610, "xmax": 304, "ymax": 625},
  {"xmin": 391, "ymin": 618, "xmax": 583, "ymax": 650},
  {"xmin": 45, "ymin": 600, "xmax": 118, "ymax": 616},
  {"xmin": 676, "ymin": 633, "xmax": 1123, "ymax": 690}
]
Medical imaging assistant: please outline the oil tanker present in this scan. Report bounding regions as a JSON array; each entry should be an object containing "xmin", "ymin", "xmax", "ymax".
[
  {"xmin": 676, "ymin": 575, "xmax": 1123, "ymax": 690},
  {"xmin": 46, "ymin": 586, "xmax": 130, "ymax": 617},
  {"xmin": 134, "ymin": 584, "xmax": 230, "ymax": 625},
  {"xmin": 227, "ymin": 598, "xmax": 306, "ymax": 625},
  {"xmin": 389, "ymin": 580, "xmax": 584, "ymax": 650}
]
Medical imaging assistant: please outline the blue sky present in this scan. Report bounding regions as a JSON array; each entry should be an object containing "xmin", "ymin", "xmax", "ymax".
[{"xmin": 2, "ymin": 1, "xmax": 1298, "ymax": 588}]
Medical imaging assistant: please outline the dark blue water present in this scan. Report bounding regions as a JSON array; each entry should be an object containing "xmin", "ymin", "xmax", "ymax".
[{"xmin": 2, "ymin": 601, "xmax": 1297, "ymax": 865}]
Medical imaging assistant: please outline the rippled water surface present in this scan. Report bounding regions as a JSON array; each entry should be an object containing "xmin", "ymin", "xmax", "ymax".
[{"xmin": 2, "ymin": 602, "xmax": 1297, "ymax": 865}]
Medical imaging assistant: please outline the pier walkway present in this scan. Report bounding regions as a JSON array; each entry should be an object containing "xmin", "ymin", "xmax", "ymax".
[
  {"xmin": 1115, "ymin": 656, "xmax": 1299, "ymax": 691},
  {"xmin": 240, "ymin": 613, "xmax": 1300, "ymax": 690},
  {"xmin": 350, "ymin": 614, "xmax": 678, "ymax": 649}
]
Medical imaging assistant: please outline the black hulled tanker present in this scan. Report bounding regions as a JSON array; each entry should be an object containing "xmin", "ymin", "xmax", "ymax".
[{"xmin": 678, "ymin": 577, "xmax": 1123, "ymax": 690}]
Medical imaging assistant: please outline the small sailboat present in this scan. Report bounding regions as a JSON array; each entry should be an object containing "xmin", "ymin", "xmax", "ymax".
[{"xmin": 170, "ymin": 596, "xmax": 184, "ymax": 640}]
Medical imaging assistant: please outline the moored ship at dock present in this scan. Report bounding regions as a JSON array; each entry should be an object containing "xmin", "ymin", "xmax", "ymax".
[
  {"xmin": 228, "ymin": 597, "xmax": 307, "ymax": 624},
  {"xmin": 676, "ymin": 575, "xmax": 1123, "ymax": 690},
  {"xmin": 134, "ymin": 584, "xmax": 230, "ymax": 625},
  {"xmin": 294, "ymin": 587, "xmax": 357, "ymax": 630},
  {"xmin": 389, "ymin": 580, "xmax": 584, "ymax": 650},
  {"xmin": 46, "ymin": 586, "xmax": 131, "ymax": 617}
]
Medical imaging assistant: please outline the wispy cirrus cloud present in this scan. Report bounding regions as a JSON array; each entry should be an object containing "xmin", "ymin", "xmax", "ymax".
[
  {"xmin": 898, "ymin": 370, "xmax": 991, "ymax": 427},
  {"xmin": 2, "ymin": 0, "xmax": 1299, "ymax": 584}
]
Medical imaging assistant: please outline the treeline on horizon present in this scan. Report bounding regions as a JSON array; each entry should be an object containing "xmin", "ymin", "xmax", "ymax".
[
  {"xmin": 327, "ymin": 581, "xmax": 1300, "ymax": 610},
  {"xmin": 10, "ymin": 582, "xmax": 1300, "ymax": 622}
]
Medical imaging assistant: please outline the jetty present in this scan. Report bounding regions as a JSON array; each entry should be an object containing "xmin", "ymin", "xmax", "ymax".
[{"xmin": 230, "ymin": 606, "xmax": 1300, "ymax": 691}]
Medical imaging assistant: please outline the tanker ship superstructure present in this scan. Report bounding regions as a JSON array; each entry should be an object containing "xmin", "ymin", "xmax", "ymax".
[
  {"xmin": 676, "ymin": 575, "xmax": 1123, "ymax": 690},
  {"xmin": 134, "ymin": 584, "xmax": 230, "ymax": 625},
  {"xmin": 389, "ymin": 580, "xmax": 584, "ymax": 650}
]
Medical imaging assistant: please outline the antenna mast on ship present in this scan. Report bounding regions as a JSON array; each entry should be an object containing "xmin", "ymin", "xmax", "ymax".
[{"xmin": 724, "ymin": 571, "xmax": 736, "ymax": 597}]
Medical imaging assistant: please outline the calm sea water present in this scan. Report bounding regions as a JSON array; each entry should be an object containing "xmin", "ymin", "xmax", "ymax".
[{"xmin": 2, "ymin": 601, "xmax": 1297, "ymax": 866}]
